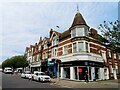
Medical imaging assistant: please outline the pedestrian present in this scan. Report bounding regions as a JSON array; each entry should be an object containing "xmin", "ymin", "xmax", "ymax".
[
  {"xmin": 50, "ymin": 71, "xmax": 53, "ymax": 78},
  {"xmin": 84, "ymin": 71, "xmax": 89, "ymax": 83}
]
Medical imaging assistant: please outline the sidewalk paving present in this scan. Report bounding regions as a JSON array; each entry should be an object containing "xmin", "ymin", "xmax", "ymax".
[{"xmin": 50, "ymin": 78, "xmax": 119, "ymax": 88}]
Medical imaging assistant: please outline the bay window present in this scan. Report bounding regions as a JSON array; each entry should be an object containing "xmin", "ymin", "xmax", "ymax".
[
  {"xmin": 52, "ymin": 48, "xmax": 57, "ymax": 57},
  {"xmin": 73, "ymin": 43, "xmax": 77, "ymax": 53},
  {"xmin": 71, "ymin": 29, "xmax": 76, "ymax": 38},
  {"xmin": 73, "ymin": 42, "xmax": 89, "ymax": 53},
  {"xmin": 78, "ymin": 42, "xmax": 84, "ymax": 52},
  {"xmin": 77, "ymin": 28, "xmax": 84, "ymax": 36},
  {"xmin": 85, "ymin": 42, "xmax": 88, "ymax": 52},
  {"xmin": 63, "ymin": 45, "xmax": 68, "ymax": 55},
  {"xmin": 71, "ymin": 27, "xmax": 88, "ymax": 38}
]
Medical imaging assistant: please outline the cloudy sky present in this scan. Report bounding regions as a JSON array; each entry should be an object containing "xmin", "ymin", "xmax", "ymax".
[{"xmin": 1, "ymin": 0, "xmax": 119, "ymax": 64}]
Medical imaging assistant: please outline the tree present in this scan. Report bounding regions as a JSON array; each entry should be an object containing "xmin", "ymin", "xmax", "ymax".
[
  {"xmin": 98, "ymin": 20, "xmax": 120, "ymax": 52},
  {"xmin": 2, "ymin": 55, "xmax": 28, "ymax": 69}
]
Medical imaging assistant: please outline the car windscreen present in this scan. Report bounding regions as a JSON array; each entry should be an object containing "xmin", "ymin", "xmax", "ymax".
[{"xmin": 38, "ymin": 73, "xmax": 45, "ymax": 75}]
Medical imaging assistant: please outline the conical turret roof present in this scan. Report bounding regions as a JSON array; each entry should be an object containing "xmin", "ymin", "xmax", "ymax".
[{"xmin": 70, "ymin": 12, "xmax": 89, "ymax": 28}]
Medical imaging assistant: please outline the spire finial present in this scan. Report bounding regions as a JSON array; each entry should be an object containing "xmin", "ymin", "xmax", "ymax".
[{"xmin": 77, "ymin": 4, "xmax": 79, "ymax": 12}]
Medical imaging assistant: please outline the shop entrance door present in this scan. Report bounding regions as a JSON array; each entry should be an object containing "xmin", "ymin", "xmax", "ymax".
[
  {"xmin": 78, "ymin": 67, "xmax": 87, "ymax": 80},
  {"xmin": 95, "ymin": 68, "xmax": 99, "ymax": 79}
]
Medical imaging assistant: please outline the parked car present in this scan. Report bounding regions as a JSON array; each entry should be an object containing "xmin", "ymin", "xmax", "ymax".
[
  {"xmin": 21, "ymin": 71, "xmax": 31, "ymax": 79},
  {"xmin": 4, "ymin": 67, "xmax": 13, "ymax": 74},
  {"xmin": 32, "ymin": 71, "xmax": 51, "ymax": 82}
]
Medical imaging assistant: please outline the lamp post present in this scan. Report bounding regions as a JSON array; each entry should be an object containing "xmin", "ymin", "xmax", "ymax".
[
  {"xmin": 56, "ymin": 59, "xmax": 61, "ymax": 80},
  {"xmin": 57, "ymin": 62, "xmax": 59, "ymax": 80}
]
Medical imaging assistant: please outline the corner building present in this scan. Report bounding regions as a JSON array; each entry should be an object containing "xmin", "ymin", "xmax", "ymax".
[{"xmin": 25, "ymin": 10, "xmax": 120, "ymax": 81}]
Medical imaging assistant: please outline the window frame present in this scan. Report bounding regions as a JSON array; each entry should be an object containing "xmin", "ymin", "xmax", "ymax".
[{"xmin": 63, "ymin": 45, "xmax": 68, "ymax": 55}]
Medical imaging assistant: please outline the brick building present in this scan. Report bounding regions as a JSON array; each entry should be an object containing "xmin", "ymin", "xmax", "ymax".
[{"xmin": 25, "ymin": 10, "xmax": 120, "ymax": 81}]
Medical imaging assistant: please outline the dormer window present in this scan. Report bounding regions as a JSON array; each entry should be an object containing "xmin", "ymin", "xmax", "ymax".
[
  {"xmin": 38, "ymin": 46, "xmax": 41, "ymax": 51},
  {"xmin": 71, "ymin": 27, "xmax": 88, "ymax": 38},
  {"xmin": 42, "ymin": 40, "xmax": 48, "ymax": 50},
  {"xmin": 52, "ymin": 34, "xmax": 59, "ymax": 46}
]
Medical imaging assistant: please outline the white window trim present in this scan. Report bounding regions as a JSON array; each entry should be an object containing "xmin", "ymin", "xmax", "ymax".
[
  {"xmin": 63, "ymin": 45, "xmax": 68, "ymax": 55},
  {"xmin": 114, "ymin": 53, "xmax": 116, "ymax": 59}
]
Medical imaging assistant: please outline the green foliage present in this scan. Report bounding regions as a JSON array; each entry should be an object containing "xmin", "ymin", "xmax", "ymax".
[
  {"xmin": 96, "ymin": 34, "xmax": 109, "ymax": 43},
  {"xmin": 98, "ymin": 20, "xmax": 120, "ymax": 52},
  {"xmin": 2, "ymin": 55, "xmax": 28, "ymax": 69}
]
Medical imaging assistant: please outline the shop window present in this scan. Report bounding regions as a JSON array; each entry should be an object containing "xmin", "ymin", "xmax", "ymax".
[
  {"xmin": 78, "ymin": 67, "xmax": 88, "ymax": 80},
  {"xmin": 74, "ymin": 67, "xmax": 78, "ymax": 80},
  {"xmin": 95, "ymin": 68, "xmax": 99, "ymax": 79},
  {"xmin": 64, "ymin": 68, "xmax": 70, "ymax": 79},
  {"xmin": 73, "ymin": 43, "xmax": 77, "ymax": 53}
]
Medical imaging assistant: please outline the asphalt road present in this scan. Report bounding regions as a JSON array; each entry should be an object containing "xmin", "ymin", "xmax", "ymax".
[
  {"xmin": 1, "ymin": 72, "xmax": 76, "ymax": 90},
  {"xmin": 1, "ymin": 72, "xmax": 119, "ymax": 90},
  {"xmin": 2, "ymin": 72, "xmax": 59, "ymax": 88}
]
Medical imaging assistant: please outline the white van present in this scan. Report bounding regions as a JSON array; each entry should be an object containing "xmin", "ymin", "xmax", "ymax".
[{"xmin": 4, "ymin": 67, "xmax": 13, "ymax": 74}]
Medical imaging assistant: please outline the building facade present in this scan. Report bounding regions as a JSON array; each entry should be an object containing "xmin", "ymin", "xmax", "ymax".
[{"xmin": 25, "ymin": 10, "xmax": 120, "ymax": 81}]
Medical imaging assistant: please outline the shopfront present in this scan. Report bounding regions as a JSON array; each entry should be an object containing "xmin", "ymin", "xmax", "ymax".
[
  {"xmin": 60, "ymin": 60, "xmax": 105, "ymax": 81},
  {"xmin": 47, "ymin": 59, "xmax": 61, "ymax": 78},
  {"xmin": 30, "ymin": 61, "xmax": 41, "ymax": 73},
  {"xmin": 41, "ymin": 61, "xmax": 48, "ymax": 72}
]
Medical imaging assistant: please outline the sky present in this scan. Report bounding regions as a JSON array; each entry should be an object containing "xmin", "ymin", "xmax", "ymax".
[{"xmin": 0, "ymin": 0, "xmax": 119, "ymax": 64}]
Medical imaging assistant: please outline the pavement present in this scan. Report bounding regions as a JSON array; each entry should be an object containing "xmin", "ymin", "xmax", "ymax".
[{"xmin": 50, "ymin": 78, "xmax": 119, "ymax": 88}]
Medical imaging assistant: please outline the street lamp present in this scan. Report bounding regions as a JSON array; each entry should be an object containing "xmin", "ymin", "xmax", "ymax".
[{"xmin": 56, "ymin": 59, "xmax": 61, "ymax": 80}]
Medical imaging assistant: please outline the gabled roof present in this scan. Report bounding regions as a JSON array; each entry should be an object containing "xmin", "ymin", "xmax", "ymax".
[
  {"xmin": 59, "ymin": 30, "xmax": 70, "ymax": 40},
  {"xmin": 70, "ymin": 12, "xmax": 89, "ymax": 28}
]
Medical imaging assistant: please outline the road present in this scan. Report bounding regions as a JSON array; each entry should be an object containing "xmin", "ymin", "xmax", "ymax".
[
  {"xmin": 1, "ymin": 72, "xmax": 119, "ymax": 90},
  {"xmin": 1, "ymin": 72, "xmax": 75, "ymax": 90},
  {"xmin": 2, "ymin": 72, "xmax": 60, "ymax": 89}
]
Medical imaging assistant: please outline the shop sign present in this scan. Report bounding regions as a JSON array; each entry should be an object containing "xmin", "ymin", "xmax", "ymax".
[
  {"xmin": 78, "ymin": 68, "xmax": 82, "ymax": 73},
  {"xmin": 84, "ymin": 61, "xmax": 88, "ymax": 66},
  {"xmin": 47, "ymin": 59, "xmax": 55, "ymax": 66}
]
